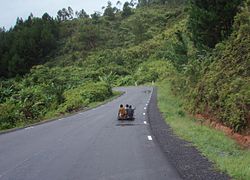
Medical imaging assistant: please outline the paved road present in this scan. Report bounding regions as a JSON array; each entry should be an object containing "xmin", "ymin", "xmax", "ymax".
[{"xmin": 0, "ymin": 86, "xmax": 181, "ymax": 180}]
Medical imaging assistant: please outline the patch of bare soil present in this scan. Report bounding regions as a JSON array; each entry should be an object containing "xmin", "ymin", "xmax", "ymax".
[{"xmin": 195, "ymin": 114, "xmax": 250, "ymax": 149}]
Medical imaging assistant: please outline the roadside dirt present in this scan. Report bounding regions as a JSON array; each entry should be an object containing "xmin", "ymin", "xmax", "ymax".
[{"xmin": 195, "ymin": 114, "xmax": 250, "ymax": 149}]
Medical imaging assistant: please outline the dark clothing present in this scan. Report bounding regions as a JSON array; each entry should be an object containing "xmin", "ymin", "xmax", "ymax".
[{"xmin": 127, "ymin": 108, "xmax": 134, "ymax": 118}]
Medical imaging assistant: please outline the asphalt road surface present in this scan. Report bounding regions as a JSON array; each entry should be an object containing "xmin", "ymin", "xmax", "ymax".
[{"xmin": 0, "ymin": 86, "xmax": 181, "ymax": 180}]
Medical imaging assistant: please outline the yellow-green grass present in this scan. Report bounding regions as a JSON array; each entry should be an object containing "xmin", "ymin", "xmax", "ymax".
[{"xmin": 157, "ymin": 81, "xmax": 250, "ymax": 180}]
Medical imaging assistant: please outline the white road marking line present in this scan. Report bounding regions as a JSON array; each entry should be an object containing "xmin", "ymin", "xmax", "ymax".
[
  {"xmin": 144, "ymin": 107, "xmax": 147, "ymax": 110},
  {"xmin": 144, "ymin": 121, "xmax": 147, "ymax": 124},
  {"xmin": 147, "ymin": 136, "xmax": 153, "ymax": 141},
  {"xmin": 146, "ymin": 103, "xmax": 148, "ymax": 106},
  {"xmin": 25, "ymin": 127, "xmax": 34, "ymax": 130},
  {"xmin": 143, "ymin": 113, "xmax": 146, "ymax": 116}
]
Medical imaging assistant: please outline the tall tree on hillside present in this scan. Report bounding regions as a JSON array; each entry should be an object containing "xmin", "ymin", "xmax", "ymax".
[
  {"xmin": 129, "ymin": 17, "xmax": 149, "ymax": 43},
  {"xmin": 79, "ymin": 22, "xmax": 102, "ymax": 50},
  {"xmin": 68, "ymin": 7, "xmax": 74, "ymax": 19},
  {"xmin": 188, "ymin": 0, "xmax": 243, "ymax": 48},
  {"xmin": 103, "ymin": 1, "xmax": 117, "ymax": 20},
  {"xmin": 76, "ymin": 9, "xmax": 89, "ymax": 19},
  {"xmin": 122, "ymin": 2, "xmax": 133, "ymax": 17},
  {"xmin": 57, "ymin": 7, "xmax": 74, "ymax": 21},
  {"xmin": 91, "ymin": 12, "xmax": 101, "ymax": 24},
  {"xmin": 0, "ymin": 27, "xmax": 5, "ymax": 32},
  {"xmin": 0, "ymin": 15, "xmax": 59, "ymax": 77},
  {"xmin": 16, "ymin": 17, "xmax": 24, "ymax": 26},
  {"xmin": 42, "ymin": 13, "xmax": 53, "ymax": 21}
]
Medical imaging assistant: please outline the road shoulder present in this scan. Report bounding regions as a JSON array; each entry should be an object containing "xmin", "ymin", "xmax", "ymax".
[{"xmin": 147, "ymin": 87, "xmax": 230, "ymax": 180}]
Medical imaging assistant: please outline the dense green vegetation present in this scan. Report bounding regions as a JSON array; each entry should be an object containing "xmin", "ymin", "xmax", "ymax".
[
  {"xmin": 172, "ymin": 0, "xmax": 250, "ymax": 132},
  {"xmin": 0, "ymin": 0, "xmax": 249, "ymax": 178},
  {"xmin": 0, "ymin": 14, "xmax": 59, "ymax": 77},
  {"xmin": 157, "ymin": 81, "xmax": 250, "ymax": 180},
  {"xmin": 188, "ymin": 0, "xmax": 243, "ymax": 48},
  {"xmin": 0, "ymin": 0, "xmax": 249, "ymax": 135},
  {"xmin": 0, "ymin": 1, "xmax": 185, "ymax": 130}
]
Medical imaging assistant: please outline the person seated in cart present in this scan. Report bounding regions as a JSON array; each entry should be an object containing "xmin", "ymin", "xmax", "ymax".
[
  {"xmin": 127, "ymin": 105, "xmax": 135, "ymax": 119},
  {"xmin": 118, "ymin": 104, "xmax": 126, "ymax": 119},
  {"xmin": 125, "ymin": 104, "xmax": 129, "ymax": 115}
]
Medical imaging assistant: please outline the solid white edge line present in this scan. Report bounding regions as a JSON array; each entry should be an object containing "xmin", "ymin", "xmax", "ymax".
[
  {"xmin": 25, "ymin": 127, "xmax": 34, "ymax": 130},
  {"xmin": 147, "ymin": 136, "xmax": 153, "ymax": 141}
]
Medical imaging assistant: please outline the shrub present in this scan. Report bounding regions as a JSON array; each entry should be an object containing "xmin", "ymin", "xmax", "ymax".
[
  {"xmin": 0, "ymin": 101, "xmax": 20, "ymax": 130},
  {"xmin": 115, "ymin": 75, "xmax": 135, "ymax": 86},
  {"xmin": 134, "ymin": 60, "xmax": 174, "ymax": 84},
  {"xmin": 17, "ymin": 86, "xmax": 51, "ymax": 120},
  {"xmin": 59, "ymin": 82, "xmax": 113, "ymax": 113}
]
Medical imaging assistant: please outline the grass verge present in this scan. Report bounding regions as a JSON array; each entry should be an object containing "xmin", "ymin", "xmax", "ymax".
[
  {"xmin": 157, "ymin": 81, "xmax": 250, "ymax": 180},
  {"xmin": 0, "ymin": 91, "xmax": 123, "ymax": 134}
]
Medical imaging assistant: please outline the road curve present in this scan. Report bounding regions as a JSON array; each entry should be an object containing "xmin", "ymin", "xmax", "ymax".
[{"xmin": 0, "ymin": 86, "xmax": 181, "ymax": 180}]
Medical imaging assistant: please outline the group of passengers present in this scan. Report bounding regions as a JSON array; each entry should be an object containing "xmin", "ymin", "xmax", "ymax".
[{"xmin": 118, "ymin": 104, "xmax": 135, "ymax": 120}]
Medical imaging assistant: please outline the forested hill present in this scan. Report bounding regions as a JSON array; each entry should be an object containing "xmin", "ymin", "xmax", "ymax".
[
  {"xmin": 0, "ymin": 0, "xmax": 249, "ymax": 135},
  {"xmin": 0, "ymin": 0, "xmax": 186, "ymax": 77}
]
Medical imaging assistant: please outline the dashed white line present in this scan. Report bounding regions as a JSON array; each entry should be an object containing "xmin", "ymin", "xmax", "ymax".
[
  {"xmin": 144, "ymin": 121, "xmax": 147, "ymax": 124},
  {"xmin": 147, "ymin": 136, "xmax": 153, "ymax": 141},
  {"xmin": 143, "ymin": 113, "xmax": 146, "ymax": 116},
  {"xmin": 144, "ymin": 107, "xmax": 147, "ymax": 110}
]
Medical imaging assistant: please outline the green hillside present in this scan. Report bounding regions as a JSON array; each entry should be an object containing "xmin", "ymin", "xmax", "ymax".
[
  {"xmin": 1, "ymin": 0, "xmax": 250, "ymax": 179},
  {"xmin": 0, "ymin": 1, "xmax": 187, "ymax": 129}
]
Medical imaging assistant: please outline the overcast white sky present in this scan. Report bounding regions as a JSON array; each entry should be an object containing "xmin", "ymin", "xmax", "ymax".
[{"xmin": 0, "ymin": 0, "xmax": 127, "ymax": 29}]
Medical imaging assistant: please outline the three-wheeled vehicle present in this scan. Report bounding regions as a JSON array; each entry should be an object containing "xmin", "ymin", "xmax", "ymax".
[{"xmin": 117, "ymin": 106, "xmax": 136, "ymax": 121}]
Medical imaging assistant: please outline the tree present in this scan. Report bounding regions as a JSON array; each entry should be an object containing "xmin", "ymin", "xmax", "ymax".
[
  {"xmin": 129, "ymin": 17, "xmax": 149, "ymax": 43},
  {"xmin": 57, "ymin": 7, "xmax": 74, "ymax": 21},
  {"xmin": 116, "ymin": 1, "xmax": 122, "ymax": 6},
  {"xmin": 91, "ymin": 12, "xmax": 101, "ymax": 24},
  {"xmin": 172, "ymin": 30, "xmax": 188, "ymax": 70},
  {"xmin": 122, "ymin": 2, "xmax": 133, "ymax": 17},
  {"xmin": 76, "ymin": 9, "xmax": 89, "ymax": 18},
  {"xmin": 40, "ymin": 28, "xmax": 56, "ymax": 56},
  {"xmin": 16, "ymin": 17, "xmax": 24, "ymax": 26},
  {"xmin": 188, "ymin": 0, "xmax": 243, "ymax": 48},
  {"xmin": 68, "ymin": 7, "xmax": 74, "ymax": 19},
  {"xmin": 79, "ymin": 22, "xmax": 101, "ymax": 50},
  {"xmin": 28, "ymin": 13, "xmax": 34, "ymax": 22},
  {"xmin": 0, "ymin": 27, "xmax": 5, "ymax": 32},
  {"xmin": 0, "ymin": 14, "xmax": 59, "ymax": 78},
  {"xmin": 103, "ymin": 1, "xmax": 116, "ymax": 20},
  {"xmin": 42, "ymin": 13, "xmax": 52, "ymax": 21}
]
